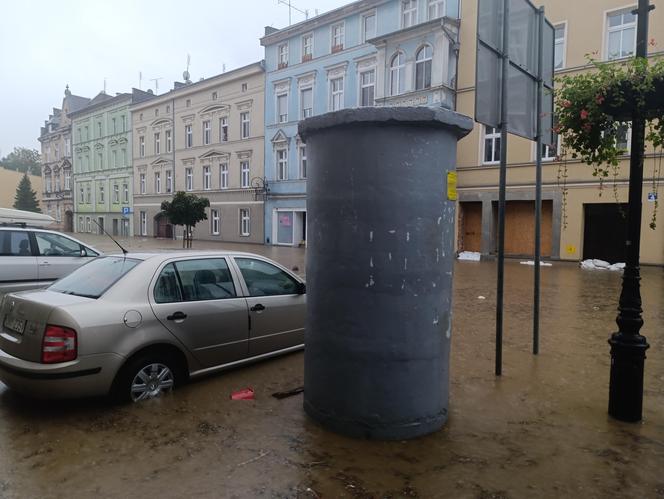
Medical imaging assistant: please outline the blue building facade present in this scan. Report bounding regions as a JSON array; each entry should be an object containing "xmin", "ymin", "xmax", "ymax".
[{"xmin": 261, "ymin": 0, "xmax": 460, "ymax": 246}]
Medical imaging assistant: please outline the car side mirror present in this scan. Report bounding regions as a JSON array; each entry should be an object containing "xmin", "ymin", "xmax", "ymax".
[
  {"xmin": 80, "ymin": 247, "xmax": 87, "ymax": 257},
  {"xmin": 296, "ymin": 282, "xmax": 306, "ymax": 295}
]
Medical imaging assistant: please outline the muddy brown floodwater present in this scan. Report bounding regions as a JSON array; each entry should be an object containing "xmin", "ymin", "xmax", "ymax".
[{"xmin": 0, "ymin": 237, "xmax": 662, "ymax": 498}]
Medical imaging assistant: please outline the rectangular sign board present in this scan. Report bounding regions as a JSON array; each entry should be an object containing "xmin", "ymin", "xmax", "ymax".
[{"xmin": 475, "ymin": 0, "xmax": 555, "ymax": 144}]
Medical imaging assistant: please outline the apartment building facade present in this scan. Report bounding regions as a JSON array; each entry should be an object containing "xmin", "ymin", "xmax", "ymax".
[
  {"xmin": 455, "ymin": 0, "xmax": 664, "ymax": 265},
  {"xmin": 261, "ymin": 0, "xmax": 460, "ymax": 246},
  {"xmin": 130, "ymin": 62, "xmax": 265, "ymax": 243},
  {"xmin": 70, "ymin": 89, "xmax": 154, "ymax": 236},
  {"xmin": 38, "ymin": 86, "xmax": 90, "ymax": 231}
]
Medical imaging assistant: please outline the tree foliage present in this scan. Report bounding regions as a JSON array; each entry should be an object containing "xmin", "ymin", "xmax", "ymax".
[
  {"xmin": 1, "ymin": 147, "xmax": 41, "ymax": 174},
  {"xmin": 160, "ymin": 191, "xmax": 209, "ymax": 248},
  {"xmin": 13, "ymin": 173, "xmax": 41, "ymax": 213}
]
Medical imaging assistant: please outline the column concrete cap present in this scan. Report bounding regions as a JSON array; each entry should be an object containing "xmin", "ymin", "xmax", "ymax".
[{"xmin": 298, "ymin": 106, "xmax": 474, "ymax": 142}]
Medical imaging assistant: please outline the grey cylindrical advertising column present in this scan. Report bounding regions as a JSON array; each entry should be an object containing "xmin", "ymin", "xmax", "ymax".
[{"xmin": 299, "ymin": 107, "xmax": 473, "ymax": 440}]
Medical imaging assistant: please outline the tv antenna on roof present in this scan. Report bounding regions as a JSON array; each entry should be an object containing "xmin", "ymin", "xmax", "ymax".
[
  {"xmin": 277, "ymin": 0, "xmax": 309, "ymax": 25},
  {"xmin": 149, "ymin": 77, "xmax": 163, "ymax": 94},
  {"xmin": 183, "ymin": 53, "xmax": 191, "ymax": 83}
]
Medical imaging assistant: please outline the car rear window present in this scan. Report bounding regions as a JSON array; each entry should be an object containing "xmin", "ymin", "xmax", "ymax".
[{"xmin": 49, "ymin": 256, "xmax": 140, "ymax": 298}]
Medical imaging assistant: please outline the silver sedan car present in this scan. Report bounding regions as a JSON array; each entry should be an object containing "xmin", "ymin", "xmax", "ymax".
[{"xmin": 0, "ymin": 252, "xmax": 305, "ymax": 402}]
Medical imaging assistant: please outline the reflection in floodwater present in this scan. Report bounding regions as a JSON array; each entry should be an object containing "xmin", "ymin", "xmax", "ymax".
[{"xmin": 0, "ymin": 255, "xmax": 662, "ymax": 498}]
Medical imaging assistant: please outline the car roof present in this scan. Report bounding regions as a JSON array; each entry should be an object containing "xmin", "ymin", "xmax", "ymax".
[
  {"xmin": 0, "ymin": 226, "xmax": 101, "ymax": 251},
  {"xmin": 103, "ymin": 251, "xmax": 273, "ymax": 262}
]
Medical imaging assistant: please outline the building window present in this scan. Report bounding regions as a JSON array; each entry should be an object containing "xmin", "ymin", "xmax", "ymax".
[
  {"xmin": 330, "ymin": 77, "xmax": 344, "ymax": 111},
  {"xmin": 166, "ymin": 105, "xmax": 170, "ymax": 113},
  {"xmin": 123, "ymin": 183, "xmax": 129, "ymax": 202},
  {"xmin": 113, "ymin": 184, "xmax": 119, "ymax": 203},
  {"xmin": 361, "ymin": 11, "xmax": 376, "ymax": 42},
  {"xmin": 302, "ymin": 33, "xmax": 313, "ymax": 61},
  {"xmin": 300, "ymin": 87, "xmax": 313, "ymax": 118},
  {"xmin": 359, "ymin": 70, "xmax": 375, "ymax": 107},
  {"xmin": 86, "ymin": 216, "xmax": 91, "ymax": 233},
  {"xmin": 241, "ymin": 112, "xmax": 250, "ymax": 139},
  {"xmin": 203, "ymin": 120, "xmax": 211, "ymax": 145},
  {"xmin": 277, "ymin": 148, "xmax": 288, "ymax": 181},
  {"xmin": 278, "ymin": 43, "xmax": 289, "ymax": 68},
  {"xmin": 112, "ymin": 117, "xmax": 117, "ymax": 133},
  {"xmin": 220, "ymin": 163, "xmax": 229, "ymax": 189},
  {"xmin": 240, "ymin": 209, "xmax": 250, "ymax": 236},
  {"xmin": 241, "ymin": 161, "xmax": 250, "ymax": 188},
  {"xmin": 64, "ymin": 171, "xmax": 71, "ymax": 190},
  {"xmin": 203, "ymin": 165, "xmax": 211, "ymax": 190},
  {"xmin": 185, "ymin": 124, "xmax": 193, "ymax": 148},
  {"xmin": 155, "ymin": 172, "xmax": 161, "ymax": 193},
  {"xmin": 99, "ymin": 184, "xmax": 105, "ymax": 203},
  {"xmin": 186, "ymin": 99, "xmax": 191, "ymax": 108},
  {"xmin": 277, "ymin": 93, "xmax": 288, "ymax": 123},
  {"xmin": 483, "ymin": 126, "xmax": 501, "ymax": 164},
  {"xmin": 211, "ymin": 209, "xmax": 220, "ymax": 235},
  {"xmin": 299, "ymin": 145, "xmax": 307, "ymax": 179},
  {"xmin": 242, "ymin": 83, "xmax": 248, "ymax": 92},
  {"xmin": 56, "ymin": 205, "xmax": 61, "ymax": 222},
  {"xmin": 331, "ymin": 23, "xmax": 345, "ymax": 51},
  {"xmin": 220, "ymin": 116, "xmax": 228, "ymax": 142},
  {"xmin": 65, "ymin": 137, "xmax": 71, "ymax": 155},
  {"xmin": 54, "ymin": 145, "xmax": 60, "ymax": 160},
  {"xmin": 121, "ymin": 115, "xmax": 126, "ymax": 131},
  {"xmin": 112, "ymin": 150, "xmax": 117, "ymax": 167},
  {"xmin": 555, "ymin": 24, "xmax": 566, "ymax": 70},
  {"xmin": 97, "ymin": 122, "xmax": 102, "ymax": 137},
  {"xmin": 541, "ymin": 135, "xmax": 559, "ymax": 161},
  {"xmin": 140, "ymin": 211, "xmax": 147, "ymax": 236},
  {"xmin": 166, "ymin": 129, "xmax": 172, "ymax": 152},
  {"xmin": 140, "ymin": 173, "xmax": 146, "ymax": 194},
  {"xmin": 615, "ymin": 122, "xmax": 632, "ymax": 151},
  {"xmin": 166, "ymin": 170, "xmax": 172, "ymax": 193},
  {"xmin": 155, "ymin": 108, "xmax": 159, "ymax": 117},
  {"xmin": 85, "ymin": 126, "xmax": 89, "ymax": 140},
  {"xmin": 428, "ymin": 0, "xmax": 445, "ymax": 20},
  {"xmin": 606, "ymin": 9, "xmax": 636, "ymax": 60},
  {"xmin": 97, "ymin": 152, "xmax": 103, "ymax": 170},
  {"xmin": 79, "ymin": 186, "xmax": 84, "ymax": 204},
  {"xmin": 78, "ymin": 216, "xmax": 83, "ymax": 231},
  {"xmin": 390, "ymin": 52, "xmax": 405, "ymax": 96},
  {"xmin": 46, "ymin": 174, "xmax": 52, "ymax": 193},
  {"xmin": 86, "ymin": 185, "xmax": 91, "ymax": 204},
  {"xmin": 212, "ymin": 91, "xmax": 218, "ymax": 100},
  {"xmin": 122, "ymin": 148, "xmax": 127, "ymax": 166},
  {"xmin": 401, "ymin": 0, "xmax": 417, "ymax": 28},
  {"xmin": 139, "ymin": 136, "xmax": 145, "ymax": 157},
  {"xmin": 154, "ymin": 132, "xmax": 160, "ymax": 154},
  {"xmin": 186, "ymin": 167, "xmax": 193, "ymax": 191},
  {"xmin": 415, "ymin": 45, "xmax": 433, "ymax": 90}
]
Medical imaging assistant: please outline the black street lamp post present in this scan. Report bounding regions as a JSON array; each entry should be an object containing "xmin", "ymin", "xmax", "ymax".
[{"xmin": 608, "ymin": 0, "xmax": 655, "ymax": 422}]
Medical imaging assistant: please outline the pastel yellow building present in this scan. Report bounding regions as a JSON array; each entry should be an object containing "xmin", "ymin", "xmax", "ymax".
[{"xmin": 455, "ymin": 0, "xmax": 664, "ymax": 265}]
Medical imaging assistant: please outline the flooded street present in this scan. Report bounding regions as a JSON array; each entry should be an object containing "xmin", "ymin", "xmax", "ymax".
[{"xmin": 0, "ymin": 237, "xmax": 662, "ymax": 498}]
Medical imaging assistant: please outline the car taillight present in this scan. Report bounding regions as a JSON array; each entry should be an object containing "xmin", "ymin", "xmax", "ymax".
[{"xmin": 42, "ymin": 325, "xmax": 77, "ymax": 364}]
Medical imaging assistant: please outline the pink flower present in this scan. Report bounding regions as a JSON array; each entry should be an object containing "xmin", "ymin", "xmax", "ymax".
[
  {"xmin": 596, "ymin": 94, "xmax": 605, "ymax": 105},
  {"xmin": 562, "ymin": 100, "xmax": 572, "ymax": 108},
  {"xmin": 552, "ymin": 125, "xmax": 562, "ymax": 134},
  {"xmin": 650, "ymin": 38, "xmax": 657, "ymax": 47},
  {"xmin": 580, "ymin": 109, "xmax": 589, "ymax": 120}
]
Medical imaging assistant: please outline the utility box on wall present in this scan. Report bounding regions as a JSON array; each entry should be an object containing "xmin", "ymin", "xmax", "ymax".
[{"xmin": 299, "ymin": 107, "xmax": 473, "ymax": 440}]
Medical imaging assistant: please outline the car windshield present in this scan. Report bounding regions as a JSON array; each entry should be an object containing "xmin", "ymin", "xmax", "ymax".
[{"xmin": 49, "ymin": 257, "xmax": 140, "ymax": 299}]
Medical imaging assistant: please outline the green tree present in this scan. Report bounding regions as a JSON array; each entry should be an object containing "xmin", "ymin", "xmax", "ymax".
[
  {"xmin": 13, "ymin": 173, "xmax": 41, "ymax": 213},
  {"xmin": 1, "ymin": 147, "xmax": 41, "ymax": 174},
  {"xmin": 160, "ymin": 191, "xmax": 209, "ymax": 248}
]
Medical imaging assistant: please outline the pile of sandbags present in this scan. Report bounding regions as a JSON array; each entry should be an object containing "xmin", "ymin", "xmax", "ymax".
[{"xmin": 580, "ymin": 259, "xmax": 626, "ymax": 271}]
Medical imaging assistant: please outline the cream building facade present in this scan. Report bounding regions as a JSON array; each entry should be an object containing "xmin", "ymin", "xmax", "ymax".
[
  {"xmin": 455, "ymin": 0, "xmax": 664, "ymax": 265},
  {"xmin": 131, "ymin": 62, "xmax": 265, "ymax": 243}
]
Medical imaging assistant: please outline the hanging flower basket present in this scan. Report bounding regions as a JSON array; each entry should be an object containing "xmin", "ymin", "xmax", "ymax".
[{"xmin": 555, "ymin": 56, "xmax": 664, "ymax": 228}]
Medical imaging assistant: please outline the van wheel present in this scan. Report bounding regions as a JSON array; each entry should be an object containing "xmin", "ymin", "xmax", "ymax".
[{"xmin": 112, "ymin": 353, "xmax": 185, "ymax": 403}]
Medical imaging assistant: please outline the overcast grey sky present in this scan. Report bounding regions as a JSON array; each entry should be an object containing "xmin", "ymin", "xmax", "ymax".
[{"xmin": 0, "ymin": 0, "xmax": 350, "ymax": 157}]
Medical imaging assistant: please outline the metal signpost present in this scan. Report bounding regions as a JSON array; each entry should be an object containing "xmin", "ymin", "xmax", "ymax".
[{"xmin": 475, "ymin": 0, "xmax": 555, "ymax": 375}]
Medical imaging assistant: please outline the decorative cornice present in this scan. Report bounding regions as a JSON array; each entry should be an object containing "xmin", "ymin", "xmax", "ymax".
[
  {"xmin": 297, "ymin": 71, "xmax": 317, "ymax": 87},
  {"xmin": 236, "ymin": 150, "xmax": 253, "ymax": 159},
  {"xmin": 236, "ymin": 99, "xmax": 253, "ymax": 111}
]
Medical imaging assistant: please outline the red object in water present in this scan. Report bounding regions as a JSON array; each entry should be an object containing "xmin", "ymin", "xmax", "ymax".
[{"xmin": 231, "ymin": 387, "xmax": 255, "ymax": 400}]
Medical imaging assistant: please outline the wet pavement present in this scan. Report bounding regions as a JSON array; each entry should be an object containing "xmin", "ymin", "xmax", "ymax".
[{"xmin": 0, "ymin": 237, "xmax": 663, "ymax": 498}]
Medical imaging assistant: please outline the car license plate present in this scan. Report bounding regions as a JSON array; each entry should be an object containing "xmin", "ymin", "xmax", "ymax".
[{"xmin": 3, "ymin": 316, "xmax": 25, "ymax": 335}]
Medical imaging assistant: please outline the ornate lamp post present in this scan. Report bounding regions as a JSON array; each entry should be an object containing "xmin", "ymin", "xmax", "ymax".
[{"xmin": 608, "ymin": 0, "xmax": 655, "ymax": 422}]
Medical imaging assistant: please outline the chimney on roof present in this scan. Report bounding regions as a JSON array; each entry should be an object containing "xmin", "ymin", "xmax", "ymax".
[{"xmin": 264, "ymin": 26, "xmax": 279, "ymax": 36}]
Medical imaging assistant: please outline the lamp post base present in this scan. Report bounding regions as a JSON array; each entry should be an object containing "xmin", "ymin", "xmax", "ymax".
[{"xmin": 608, "ymin": 332, "xmax": 649, "ymax": 422}]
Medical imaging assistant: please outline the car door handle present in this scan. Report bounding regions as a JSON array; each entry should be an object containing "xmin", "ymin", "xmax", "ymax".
[
  {"xmin": 167, "ymin": 311, "xmax": 187, "ymax": 321},
  {"xmin": 250, "ymin": 304, "xmax": 265, "ymax": 312},
  {"xmin": 39, "ymin": 261, "xmax": 50, "ymax": 266}
]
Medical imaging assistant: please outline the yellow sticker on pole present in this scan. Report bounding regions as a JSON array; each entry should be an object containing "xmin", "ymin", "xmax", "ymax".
[{"xmin": 447, "ymin": 171, "xmax": 458, "ymax": 201}]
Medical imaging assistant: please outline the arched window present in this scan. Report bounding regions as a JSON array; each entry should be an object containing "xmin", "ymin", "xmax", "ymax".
[
  {"xmin": 415, "ymin": 45, "xmax": 433, "ymax": 90},
  {"xmin": 390, "ymin": 52, "xmax": 405, "ymax": 96}
]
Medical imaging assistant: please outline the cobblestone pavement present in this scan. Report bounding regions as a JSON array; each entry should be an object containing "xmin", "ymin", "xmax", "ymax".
[{"xmin": 0, "ymin": 238, "xmax": 662, "ymax": 498}]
